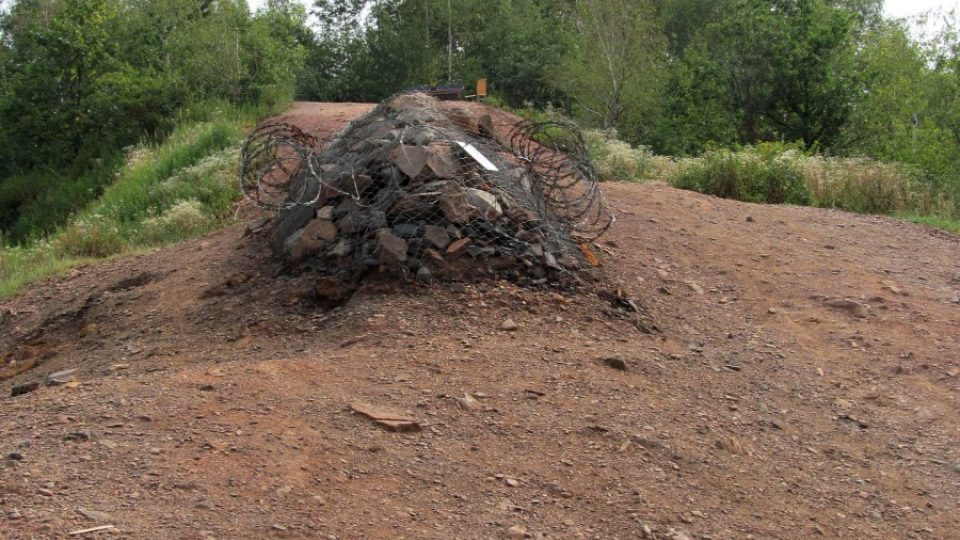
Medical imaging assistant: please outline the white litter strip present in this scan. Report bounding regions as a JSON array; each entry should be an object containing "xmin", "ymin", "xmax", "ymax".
[{"xmin": 455, "ymin": 141, "xmax": 499, "ymax": 172}]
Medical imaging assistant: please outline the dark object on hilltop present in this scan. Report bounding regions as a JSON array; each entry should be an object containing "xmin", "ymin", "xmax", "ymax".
[{"xmin": 240, "ymin": 93, "xmax": 613, "ymax": 301}]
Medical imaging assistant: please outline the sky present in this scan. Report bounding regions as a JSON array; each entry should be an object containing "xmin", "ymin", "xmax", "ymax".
[{"xmin": 884, "ymin": 0, "xmax": 957, "ymax": 18}]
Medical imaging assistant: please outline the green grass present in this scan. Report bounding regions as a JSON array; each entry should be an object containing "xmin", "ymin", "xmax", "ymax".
[
  {"xmin": 901, "ymin": 214, "xmax": 960, "ymax": 235},
  {"xmin": 669, "ymin": 144, "xmax": 812, "ymax": 205},
  {"xmin": 0, "ymin": 101, "xmax": 281, "ymax": 300}
]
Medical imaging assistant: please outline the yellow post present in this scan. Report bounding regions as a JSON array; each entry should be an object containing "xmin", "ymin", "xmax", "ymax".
[{"xmin": 476, "ymin": 78, "xmax": 488, "ymax": 98}]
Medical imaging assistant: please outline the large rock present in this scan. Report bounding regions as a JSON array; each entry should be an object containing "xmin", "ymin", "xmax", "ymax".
[
  {"xmin": 304, "ymin": 218, "xmax": 337, "ymax": 242},
  {"xmin": 446, "ymin": 106, "xmax": 479, "ymax": 134},
  {"xmin": 464, "ymin": 188, "xmax": 502, "ymax": 219},
  {"xmin": 424, "ymin": 143, "xmax": 458, "ymax": 178},
  {"xmin": 389, "ymin": 146, "xmax": 428, "ymax": 178},
  {"xmin": 423, "ymin": 225, "xmax": 451, "ymax": 249},
  {"xmin": 375, "ymin": 229, "xmax": 408, "ymax": 265},
  {"xmin": 439, "ymin": 186, "xmax": 473, "ymax": 224}
]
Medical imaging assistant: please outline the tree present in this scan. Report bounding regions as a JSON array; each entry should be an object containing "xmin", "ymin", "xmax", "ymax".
[
  {"xmin": 557, "ymin": 0, "xmax": 666, "ymax": 140},
  {"xmin": 653, "ymin": 0, "xmax": 866, "ymax": 152}
]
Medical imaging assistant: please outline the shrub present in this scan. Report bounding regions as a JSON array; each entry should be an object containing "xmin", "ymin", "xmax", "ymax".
[
  {"xmin": 56, "ymin": 215, "xmax": 126, "ymax": 258},
  {"xmin": 670, "ymin": 145, "xmax": 811, "ymax": 205},
  {"xmin": 138, "ymin": 199, "xmax": 215, "ymax": 244},
  {"xmin": 584, "ymin": 129, "xmax": 652, "ymax": 181}
]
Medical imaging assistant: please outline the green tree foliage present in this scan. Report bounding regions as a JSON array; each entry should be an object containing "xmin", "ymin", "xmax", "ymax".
[
  {"xmin": 660, "ymin": 0, "xmax": 866, "ymax": 152},
  {"xmin": 299, "ymin": 0, "xmax": 569, "ymax": 107},
  {"xmin": 0, "ymin": 0, "xmax": 307, "ymax": 242},
  {"xmin": 556, "ymin": 0, "xmax": 666, "ymax": 141}
]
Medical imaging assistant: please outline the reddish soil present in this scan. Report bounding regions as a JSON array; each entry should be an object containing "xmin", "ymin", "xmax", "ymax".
[{"xmin": 2, "ymin": 103, "xmax": 959, "ymax": 540}]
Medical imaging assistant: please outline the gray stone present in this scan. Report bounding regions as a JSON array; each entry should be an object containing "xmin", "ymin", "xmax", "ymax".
[
  {"xmin": 334, "ymin": 197, "xmax": 361, "ymax": 219},
  {"xmin": 316, "ymin": 206, "xmax": 335, "ymax": 220},
  {"xmin": 464, "ymin": 188, "xmax": 502, "ymax": 219},
  {"xmin": 77, "ymin": 508, "xmax": 113, "ymax": 522},
  {"xmin": 393, "ymin": 223, "xmax": 421, "ymax": 238},
  {"xmin": 329, "ymin": 240, "xmax": 352, "ymax": 257},
  {"xmin": 270, "ymin": 205, "xmax": 314, "ymax": 255},
  {"xmin": 414, "ymin": 180, "xmax": 451, "ymax": 194},
  {"xmin": 46, "ymin": 368, "xmax": 77, "ymax": 386},
  {"xmin": 375, "ymin": 229, "xmax": 407, "ymax": 265},
  {"xmin": 423, "ymin": 225, "xmax": 450, "ymax": 249},
  {"xmin": 824, "ymin": 298, "xmax": 869, "ymax": 318},
  {"xmin": 544, "ymin": 252, "xmax": 560, "ymax": 269},
  {"xmin": 388, "ymin": 145, "xmax": 428, "ymax": 178},
  {"xmin": 336, "ymin": 213, "xmax": 357, "ymax": 235},
  {"xmin": 415, "ymin": 266, "xmax": 432, "ymax": 284},
  {"xmin": 10, "ymin": 381, "xmax": 40, "ymax": 397}
]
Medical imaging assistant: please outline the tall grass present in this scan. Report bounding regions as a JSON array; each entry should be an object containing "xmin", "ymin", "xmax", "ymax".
[
  {"xmin": 584, "ymin": 129, "xmax": 652, "ymax": 181},
  {"xmin": 0, "ymin": 114, "xmax": 256, "ymax": 299},
  {"xmin": 534, "ymin": 120, "xmax": 960, "ymax": 235},
  {"xmin": 669, "ymin": 144, "xmax": 812, "ymax": 205}
]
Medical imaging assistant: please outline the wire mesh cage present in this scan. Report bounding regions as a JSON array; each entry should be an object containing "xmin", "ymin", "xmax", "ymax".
[{"xmin": 239, "ymin": 92, "xmax": 614, "ymax": 296}]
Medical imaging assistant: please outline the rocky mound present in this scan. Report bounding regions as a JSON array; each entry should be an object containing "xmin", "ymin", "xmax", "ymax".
[{"xmin": 240, "ymin": 93, "xmax": 613, "ymax": 300}]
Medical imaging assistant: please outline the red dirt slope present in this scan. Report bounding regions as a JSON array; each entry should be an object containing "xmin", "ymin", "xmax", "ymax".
[{"xmin": 1, "ymin": 103, "xmax": 959, "ymax": 540}]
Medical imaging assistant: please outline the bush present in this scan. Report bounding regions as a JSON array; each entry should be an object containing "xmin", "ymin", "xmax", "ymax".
[
  {"xmin": 584, "ymin": 129, "xmax": 652, "ymax": 181},
  {"xmin": 670, "ymin": 145, "xmax": 811, "ymax": 205},
  {"xmin": 138, "ymin": 199, "xmax": 216, "ymax": 245},
  {"xmin": 56, "ymin": 215, "xmax": 126, "ymax": 258},
  {"xmin": 801, "ymin": 156, "xmax": 942, "ymax": 216}
]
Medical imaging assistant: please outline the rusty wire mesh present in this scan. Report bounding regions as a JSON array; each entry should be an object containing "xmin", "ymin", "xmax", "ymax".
[{"xmin": 239, "ymin": 92, "xmax": 614, "ymax": 290}]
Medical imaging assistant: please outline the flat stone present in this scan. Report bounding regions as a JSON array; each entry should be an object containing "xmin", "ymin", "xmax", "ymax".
[
  {"xmin": 389, "ymin": 145, "xmax": 428, "ymax": 178},
  {"xmin": 329, "ymin": 239, "xmax": 352, "ymax": 257},
  {"xmin": 425, "ymin": 143, "xmax": 458, "ymax": 178},
  {"xmin": 344, "ymin": 174, "xmax": 373, "ymax": 197},
  {"xmin": 439, "ymin": 187, "xmax": 472, "ymax": 224},
  {"xmin": 46, "ymin": 368, "xmax": 78, "ymax": 386},
  {"xmin": 392, "ymin": 223, "xmax": 421, "ymax": 238},
  {"xmin": 350, "ymin": 402, "xmax": 421, "ymax": 433},
  {"xmin": 423, "ymin": 225, "xmax": 450, "ymax": 249},
  {"xmin": 824, "ymin": 298, "xmax": 869, "ymax": 318},
  {"xmin": 446, "ymin": 238, "xmax": 472, "ymax": 257},
  {"xmin": 77, "ymin": 508, "xmax": 113, "ymax": 522},
  {"xmin": 464, "ymin": 188, "xmax": 502, "ymax": 219},
  {"xmin": 11, "ymin": 381, "xmax": 40, "ymax": 397},
  {"xmin": 390, "ymin": 193, "xmax": 435, "ymax": 216},
  {"xmin": 376, "ymin": 229, "xmax": 408, "ymax": 265}
]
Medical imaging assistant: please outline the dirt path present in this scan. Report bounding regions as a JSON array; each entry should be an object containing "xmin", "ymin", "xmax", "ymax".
[{"xmin": 1, "ymin": 102, "xmax": 959, "ymax": 540}]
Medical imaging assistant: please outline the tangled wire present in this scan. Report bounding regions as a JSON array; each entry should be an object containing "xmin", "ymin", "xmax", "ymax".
[{"xmin": 239, "ymin": 93, "xmax": 614, "ymax": 286}]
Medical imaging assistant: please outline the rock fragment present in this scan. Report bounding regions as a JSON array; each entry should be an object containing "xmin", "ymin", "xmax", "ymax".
[{"xmin": 350, "ymin": 402, "xmax": 421, "ymax": 433}]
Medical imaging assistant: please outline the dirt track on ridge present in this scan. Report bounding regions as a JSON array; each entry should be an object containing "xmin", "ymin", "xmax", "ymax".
[{"xmin": 1, "ymin": 102, "xmax": 959, "ymax": 540}]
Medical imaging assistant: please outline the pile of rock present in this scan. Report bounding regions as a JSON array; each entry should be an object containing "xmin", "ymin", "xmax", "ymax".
[{"xmin": 244, "ymin": 93, "xmax": 612, "ymax": 300}]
